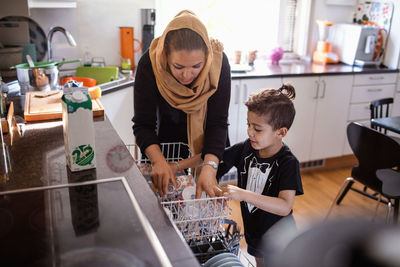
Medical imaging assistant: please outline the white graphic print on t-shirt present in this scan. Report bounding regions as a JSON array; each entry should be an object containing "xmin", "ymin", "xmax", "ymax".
[{"xmin": 246, "ymin": 156, "xmax": 272, "ymax": 212}]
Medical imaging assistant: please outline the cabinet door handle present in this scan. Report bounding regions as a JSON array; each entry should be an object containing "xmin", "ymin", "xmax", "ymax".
[
  {"xmin": 235, "ymin": 84, "xmax": 240, "ymax": 104},
  {"xmin": 367, "ymin": 88, "xmax": 383, "ymax": 92},
  {"xmin": 320, "ymin": 80, "xmax": 326, "ymax": 99},
  {"xmin": 313, "ymin": 80, "xmax": 319, "ymax": 99},
  {"xmin": 243, "ymin": 83, "xmax": 248, "ymax": 103},
  {"xmin": 369, "ymin": 76, "xmax": 384, "ymax": 80}
]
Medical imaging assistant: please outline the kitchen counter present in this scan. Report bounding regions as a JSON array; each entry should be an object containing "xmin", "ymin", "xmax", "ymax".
[
  {"xmin": 5, "ymin": 61, "xmax": 398, "ymax": 98},
  {"xmin": 0, "ymin": 115, "xmax": 200, "ymax": 266},
  {"xmin": 231, "ymin": 61, "xmax": 399, "ymax": 79}
]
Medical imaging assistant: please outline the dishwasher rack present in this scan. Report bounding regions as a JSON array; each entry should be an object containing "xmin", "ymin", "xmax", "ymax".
[
  {"xmin": 160, "ymin": 196, "xmax": 232, "ymax": 241},
  {"xmin": 126, "ymin": 142, "xmax": 243, "ymax": 264}
]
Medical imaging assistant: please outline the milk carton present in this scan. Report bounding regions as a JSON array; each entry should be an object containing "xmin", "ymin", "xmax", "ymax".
[{"xmin": 62, "ymin": 87, "xmax": 96, "ymax": 171}]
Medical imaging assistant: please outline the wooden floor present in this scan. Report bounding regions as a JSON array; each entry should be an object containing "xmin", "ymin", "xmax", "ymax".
[{"xmin": 227, "ymin": 156, "xmax": 392, "ymax": 253}]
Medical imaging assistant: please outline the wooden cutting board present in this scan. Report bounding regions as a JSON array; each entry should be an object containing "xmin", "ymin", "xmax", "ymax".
[{"xmin": 24, "ymin": 91, "xmax": 104, "ymax": 122}]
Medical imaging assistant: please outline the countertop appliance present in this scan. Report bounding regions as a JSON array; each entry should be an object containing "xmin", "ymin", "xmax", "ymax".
[
  {"xmin": 331, "ymin": 23, "xmax": 380, "ymax": 66},
  {"xmin": 141, "ymin": 9, "xmax": 155, "ymax": 54},
  {"xmin": 312, "ymin": 20, "xmax": 339, "ymax": 64},
  {"xmin": 0, "ymin": 177, "xmax": 172, "ymax": 266}
]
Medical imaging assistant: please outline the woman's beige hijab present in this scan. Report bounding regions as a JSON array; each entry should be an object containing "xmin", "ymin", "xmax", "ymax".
[{"xmin": 149, "ymin": 10, "xmax": 223, "ymax": 155}]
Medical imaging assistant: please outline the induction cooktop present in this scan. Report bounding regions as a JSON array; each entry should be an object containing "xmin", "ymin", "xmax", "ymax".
[{"xmin": 0, "ymin": 177, "xmax": 171, "ymax": 267}]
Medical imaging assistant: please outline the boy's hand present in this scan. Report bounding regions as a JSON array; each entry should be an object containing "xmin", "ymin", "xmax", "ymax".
[{"xmin": 221, "ymin": 184, "xmax": 245, "ymax": 201}]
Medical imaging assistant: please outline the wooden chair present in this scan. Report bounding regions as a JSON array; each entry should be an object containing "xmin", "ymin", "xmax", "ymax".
[
  {"xmin": 327, "ymin": 122, "xmax": 400, "ymax": 223},
  {"xmin": 370, "ymin": 97, "xmax": 393, "ymax": 134}
]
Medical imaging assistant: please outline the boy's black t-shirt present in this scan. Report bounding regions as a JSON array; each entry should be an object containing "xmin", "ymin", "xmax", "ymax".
[{"xmin": 217, "ymin": 139, "xmax": 303, "ymax": 246}]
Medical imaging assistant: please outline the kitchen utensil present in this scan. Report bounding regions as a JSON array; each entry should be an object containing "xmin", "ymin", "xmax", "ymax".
[
  {"xmin": 11, "ymin": 59, "xmax": 81, "ymax": 94},
  {"xmin": 75, "ymin": 66, "xmax": 119, "ymax": 84},
  {"xmin": 91, "ymin": 57, "xmax": 105, "ymax": 67},
  {"xmin": 0, "ymin": 16, "xmax": 47, "ymax": 61},
  {"xmin": 61, "ymin": 77, "xmax": 96, "ymax": 87},
  {"xmin": 11, "ymin": 59, "xmax": 80, "ymax": 69},
  {"xmin": 24, "ymin": 91, "xmax": 104, "ymax": 122},
  {"xmin": 120, "ymin": 27, "xmax": 142, "ymax": 70},
  {"xmin": 312, "ymin": 20, "xmax": 339, "ymax": 64},
  {"xmin": 141, "ymin": 9, "xmax": 155, "ymax": 54},
  {"xmin": 26, "ymin": 55, "xmax": 34, "ymax": 68}
]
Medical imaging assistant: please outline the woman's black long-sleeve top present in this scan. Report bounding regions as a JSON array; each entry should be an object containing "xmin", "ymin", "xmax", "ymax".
[{"xmin": 132, "ymin": 50, "xmax": 231, "ymax": 160}]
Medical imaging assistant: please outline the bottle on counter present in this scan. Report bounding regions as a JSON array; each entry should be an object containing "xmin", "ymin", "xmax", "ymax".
[{"xmin": 83, "ymin": 47, "xmax": 92, "ymax": 67}]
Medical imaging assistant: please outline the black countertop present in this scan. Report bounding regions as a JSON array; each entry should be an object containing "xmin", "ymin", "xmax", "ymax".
[
  {"xmin": 0, "ymin": 116, "xmax": 200, "ymax": 267},
  {"xmin": 5, "ymin": 61, "xmax": 398, "ymax": 98},
  {"xmin": 231, "ymin": 61, "xmax": 399, "ymax": 79}
]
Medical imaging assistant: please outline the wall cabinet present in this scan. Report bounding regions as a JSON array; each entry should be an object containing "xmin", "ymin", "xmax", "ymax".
[
  {"xmin": 228, "ymin": 77, "xmax": 282, "ymax": 145},
  {"xmin": 101, "ymin": 87, "xmax": 134, "ymax": 146},
  {"xmin": 343, "ymin": 72, "xmax": 398, "ymax": 155},
  {"xmin": 282, "ymin": 75, "xmax": 353, "ymax": 162}
]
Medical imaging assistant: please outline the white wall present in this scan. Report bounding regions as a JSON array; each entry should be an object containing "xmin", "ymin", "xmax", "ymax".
[
  {"xmin": 382, "ymin": 0, "xmax": 400, "ymax": 68},
  {"xmin": 2, "ymin": 0, "xmax": 399, "ymax": 69},
  {"xmin": 306, "ymin": 1, "xmax": 354, "ymax": 60},
  {"xmin": 29, "ymin": 0, "xmax": 154, "ymax": 69}
]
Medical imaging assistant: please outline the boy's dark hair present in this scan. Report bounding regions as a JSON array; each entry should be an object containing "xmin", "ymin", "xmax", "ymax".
[
  {"xmin": 245, "ymin": 83, "xmax": 296, "ymax": 130},
  {"xmin": 164, "ymin": 28, "xmax": 207, "ymax": 55}
]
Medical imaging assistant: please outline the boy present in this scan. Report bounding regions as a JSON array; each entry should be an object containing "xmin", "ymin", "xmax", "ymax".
[{"xmin": 217, "ymin": 83, "xmax": 304, "ymax": 267}]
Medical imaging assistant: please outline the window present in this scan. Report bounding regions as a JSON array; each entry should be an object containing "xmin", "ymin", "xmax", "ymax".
[{"xmin": 155, "ymin": 0, "xmax": 298, "ymax": 61}]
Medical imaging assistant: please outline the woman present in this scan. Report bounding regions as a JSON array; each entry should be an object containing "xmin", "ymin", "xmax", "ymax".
[{"xmin": 132, "ymin": 10, "xmax": 231, "ymax": 198}]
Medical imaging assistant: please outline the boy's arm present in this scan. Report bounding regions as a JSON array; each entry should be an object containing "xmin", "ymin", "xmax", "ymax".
[{"xmin": 222, "ymin": 185, "xmax": 296, "ymax": 216}]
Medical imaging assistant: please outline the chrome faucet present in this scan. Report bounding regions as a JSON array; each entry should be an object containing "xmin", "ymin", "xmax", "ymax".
[{"xmin": 46, "ymin": 26, "xmax": 77, "ymax": 61}]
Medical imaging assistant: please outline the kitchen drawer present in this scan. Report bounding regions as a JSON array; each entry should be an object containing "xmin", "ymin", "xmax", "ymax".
[
  {"xmin": 348, "ymin": 103, "xmax": 370, "ymax": 121},
  {"xmin": 353, "ymin": 73, "xmax": 397, "ymax": 86},
  {"xmin": 351, "ymin": 84, "xmax": 395, "ymax": 103}
]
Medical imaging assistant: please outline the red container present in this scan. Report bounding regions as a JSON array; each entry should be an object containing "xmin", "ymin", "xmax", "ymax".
[{"xmin": 62, "ymin": 76, "xmax": 96, "ymax": 87}]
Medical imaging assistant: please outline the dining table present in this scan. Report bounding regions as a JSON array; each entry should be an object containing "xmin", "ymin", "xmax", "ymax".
[{"xmin": 371, "ymin": 116, "xmax": 400, "ymax": 135}]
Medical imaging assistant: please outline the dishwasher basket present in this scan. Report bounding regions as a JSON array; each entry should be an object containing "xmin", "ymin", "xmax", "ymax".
[
  {"xmin": 126, "ymin": 142, "xmax": 193, "ymax": 179},
  {"xmin": 126, "ymin": 142, "xmax": 242, "ymax": 264}
]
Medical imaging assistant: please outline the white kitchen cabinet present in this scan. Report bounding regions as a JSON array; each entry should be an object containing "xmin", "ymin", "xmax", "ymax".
[
  {"xmin": 343, "ymin": 72, "xmax": 398, "ymax": 155},
  {"xmin": 283, "ymin": 75, "xmax": 353, "ymax": 162},
  {"xmin": 228, "ymin": 79, "xmax": 241, "ymax": 145},
  {"xmin": 228, "ymin": 77, "xmax": 282, "ymax": 145},
  {"xmin": 101, "ymin": 86, "xmax": 134, "ymax": 146},
  {"xmin": 392, "ymin": 74, "xmax": 400, "ymax": 116}
]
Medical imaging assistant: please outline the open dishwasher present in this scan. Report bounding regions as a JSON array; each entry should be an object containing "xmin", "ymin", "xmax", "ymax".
[{"xmin": 126, "ymin": 142, "xmax": 244, "ymax": 264}]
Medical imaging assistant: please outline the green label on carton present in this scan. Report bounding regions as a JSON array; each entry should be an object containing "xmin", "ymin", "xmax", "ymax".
[
  {"xmin": 62, "ymin": 93, "xmax": 92, "ymax": 113},
  {"xmin": 72, "ymin": 144, "xmax": 95, "ymax": 166}
]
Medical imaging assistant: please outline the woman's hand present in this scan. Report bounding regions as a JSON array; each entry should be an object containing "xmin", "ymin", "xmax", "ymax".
[
  {"xmin": 195, "ymin": 165, "xmax": 222, "ymax": 198},
  {"xmin": 221, "ymin": 184, "xmax": 245, "ymax": 202},
  {"xmin": 151, "ymin": 160, "xmax": 176, "ymax": 198}
]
